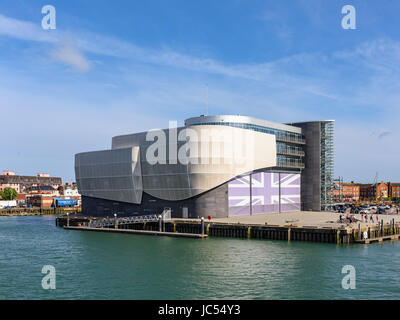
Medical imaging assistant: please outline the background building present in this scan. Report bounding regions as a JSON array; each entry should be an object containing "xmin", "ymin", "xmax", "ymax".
[
  {"xmin": 0, "ymin": 170, "xmax": 62, "ymax": 194},
  {"xmin": 75, "ymin": 115, "xmax": 335, "ymax": 218},
  {"xmin": 333, "ymin": 182, "xmax": 360, "ymax": 202},
  {"xmin": 358, "ymin": 182, "xmax": 388, "ymax": 200},
  {"xmin": 388, "ymin": 183, "xmax": 400, "ymax": 198}
]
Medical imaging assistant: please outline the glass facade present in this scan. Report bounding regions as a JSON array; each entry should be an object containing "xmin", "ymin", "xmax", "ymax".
[
  {"xmin": 188, "ymin": 121, "xmax": 305, "ymax": 169},
  {"xmin": 277, "ymin": 155, "xmax": 305, "ymax": 169},
  {"xmin": 276, "ymin": 142, "xmax": 305, "ymax": 156},
  {"xmin": 188, "ymin": 121, "xmax": 305, "ymax": 143},
  {"xmin": 320, "ymin": 121, "xmax": 334, "ymax": 210}
]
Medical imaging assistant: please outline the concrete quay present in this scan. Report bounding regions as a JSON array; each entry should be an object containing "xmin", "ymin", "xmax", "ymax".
[{"xmin": 56, "ymin": 211, "xmax": 400, "ymax": 244}]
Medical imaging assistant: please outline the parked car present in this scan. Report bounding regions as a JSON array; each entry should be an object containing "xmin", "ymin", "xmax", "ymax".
[{"xmin": 378, "ymin": 207, "xmax": 386, "ymax": 214}]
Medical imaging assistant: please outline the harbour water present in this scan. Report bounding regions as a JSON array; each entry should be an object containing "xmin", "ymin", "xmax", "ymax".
[{"xmin": 1, "ymin": 215, "xmax": 400, "ymax": 299}]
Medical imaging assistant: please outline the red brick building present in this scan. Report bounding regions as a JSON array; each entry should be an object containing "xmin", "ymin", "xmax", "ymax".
[
  {"xmin": 333, "ymin": 182, "xmax": 359, "ymax": 202},
  {"xmin": 358, "ymin": 182, "xmax": 388, "ymax": 200},
  {"xmin": 388, "ymin": 183, "xmax": 400, "ymax": 198}
]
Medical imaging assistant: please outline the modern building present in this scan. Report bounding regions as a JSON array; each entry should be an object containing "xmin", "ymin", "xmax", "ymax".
[{"xmin": 75, "ymin": 115, "xmax": 334, "ymax": 218}]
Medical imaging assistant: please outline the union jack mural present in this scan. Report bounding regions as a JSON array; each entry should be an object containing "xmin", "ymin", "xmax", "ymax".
[
  {"xmin": 228, "ymin": 172, "xmax": 301, "ymax": 216},
  {"xmin": 228, "ymin": 175, "xmax": 251, "ymax": 216},
  {"xmin": 279, "ymin": 173, "xmax": 301, "ymax": 212}
]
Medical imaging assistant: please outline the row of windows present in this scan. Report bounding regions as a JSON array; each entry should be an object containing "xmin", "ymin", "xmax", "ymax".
[
  {"xmin": 276, "ymin": 142, "xmax": 304, "ymax": 156},
  {"xmin": 188, "ymin": 122, "xmax": 305, "ymax": 143},
  {"xmin": 277, "ymin": 155, "xmax": 304, "ymax": 168}
]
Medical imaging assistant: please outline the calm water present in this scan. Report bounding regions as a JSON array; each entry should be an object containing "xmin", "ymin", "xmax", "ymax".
[{"xmin": 1, "ymin": 215, "xmax": 400, "ymax": 300}]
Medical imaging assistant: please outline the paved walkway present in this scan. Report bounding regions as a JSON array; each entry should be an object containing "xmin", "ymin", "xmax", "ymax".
[{"xmin": 209, "ymin": 211, "xmax": 400, "ymax": 228}]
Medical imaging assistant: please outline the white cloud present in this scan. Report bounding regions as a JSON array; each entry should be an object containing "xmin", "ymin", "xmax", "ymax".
[
  {"xmin": 1, "ymin": 14, "xmax": 400, "ymax": 181},
  {"xmin": 0, "ymin": 14, "xmax": 57, "ymax": 42},
  {"xmin": 51, "ymin": 42, "xmax": 90, "ymax": 72}
]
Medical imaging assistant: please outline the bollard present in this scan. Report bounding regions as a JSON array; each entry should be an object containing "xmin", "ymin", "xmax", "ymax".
[
  {"xmin": 114, "ymin": 213, "xmax": 118, "ymax": 229},
  {"xmin": 393, "ymin": 219, "xmax": 395, "ymax": 235},
  {"xmin": 159, "ymin": 215, "xmax": 162, "ymax": 232},
  {"xmin": 66, "ymin": 213, "xmax": 70, "ymax": 227}
]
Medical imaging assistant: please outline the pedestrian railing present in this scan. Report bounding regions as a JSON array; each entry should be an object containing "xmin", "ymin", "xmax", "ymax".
[
  {"xmin": 88, "ymin": 214, "xmax": 159, "ymax": 228},
  {"xmin": 352, "ymin": 219, "xmax": 400, "ymax": 241}
]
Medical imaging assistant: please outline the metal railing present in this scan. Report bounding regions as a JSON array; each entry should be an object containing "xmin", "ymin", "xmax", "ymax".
[
  {"xmin": 276, "ymin": 136, "xmax": 306, "ymax": 144},
  {"xmin": 88, "ymin": 214, "xmax": 159, "ymax": 228},
  {"xmin": 277, "ymin": 149, "xmax": 305, "ymax": 157},
  {"xmin": 87, "ymin": 208, "xmax": 172, "ymax": 229},
  {"xmin": 277, "ymin": 159, "xmax": 305, "ymax": 169}
]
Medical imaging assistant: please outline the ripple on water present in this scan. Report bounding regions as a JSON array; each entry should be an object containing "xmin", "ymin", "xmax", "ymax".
[{"xmin": 1, "ymin": 216, "xmax": 400, "ymax": 299}]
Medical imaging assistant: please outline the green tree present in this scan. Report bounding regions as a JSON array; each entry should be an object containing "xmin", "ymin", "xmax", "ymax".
[{"xmin": 0, "ymin": 187, "xmax": 18, "ymax": 200}]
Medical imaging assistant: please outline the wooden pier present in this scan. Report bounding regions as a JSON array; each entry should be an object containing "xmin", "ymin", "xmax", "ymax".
[
  {"xmin": 64, "ymin": 225, "xmax": 207, "ymax": 239},
  {"xmin": 354, "ymin": 234, "xmax": 399, "ymax": 244},
  {"xmin": 56, "ymin": 215, "xmax": 400, "ymax": 245}
]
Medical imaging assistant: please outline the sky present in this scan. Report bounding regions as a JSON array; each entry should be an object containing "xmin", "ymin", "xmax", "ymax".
[{"xmin": 0, "ymin": 0, "xmax": 399, "ymax": 183}]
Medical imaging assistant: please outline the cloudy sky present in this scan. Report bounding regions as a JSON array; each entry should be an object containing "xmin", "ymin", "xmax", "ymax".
[{"xmin": 0, "ymin": 0, "xmax": 399, "ymax": 183}]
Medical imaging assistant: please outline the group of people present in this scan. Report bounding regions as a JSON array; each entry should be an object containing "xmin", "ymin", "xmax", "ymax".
[
  {"xmin": 339, "ymin": 214, "xmax": 357, "ymax": 223},
  {"xmin": 339, "ymin": 213, "xmax": 380, "ymax": 224}
]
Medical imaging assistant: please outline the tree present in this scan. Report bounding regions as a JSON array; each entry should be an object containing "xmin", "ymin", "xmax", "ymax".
[{"xmin": 0, "ymin": 187, "xmax": 18, "ymax": 200}]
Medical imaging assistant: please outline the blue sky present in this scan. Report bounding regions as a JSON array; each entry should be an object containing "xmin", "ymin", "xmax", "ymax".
[{"xmin": 0, "ymin": 0, "xmax": 399, "ymax": 183}]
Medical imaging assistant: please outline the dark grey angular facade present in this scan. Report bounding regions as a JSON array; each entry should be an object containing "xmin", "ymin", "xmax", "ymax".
[{"xmin": 291, "ymin": 121, "xmax": 334, "ymax": 211}]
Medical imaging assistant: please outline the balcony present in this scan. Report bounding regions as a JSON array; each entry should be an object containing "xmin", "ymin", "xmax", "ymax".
[
  {"xmin": 276, "ymin": 136, "xmax": 306, "ymax": 145},
  {"xmin": 277, "ymin": 149, "xmax": 305, "ymax": 157},
  {"xmin": 276, "ymin": 159, "xmax": 305, "ymax": 169}
]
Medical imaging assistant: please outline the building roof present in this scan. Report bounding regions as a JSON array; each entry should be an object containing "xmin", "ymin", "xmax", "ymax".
[
  {"xmin": 26, "ymin": 186, "xmax": 56, "ymax": 191},
  {"xmin": 0, "ymin": 175, "xmax": 62, "ymax": 184},
  {"xmin": 185, "ymin": 115, "xmax": 303, "ymax": 134}
]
